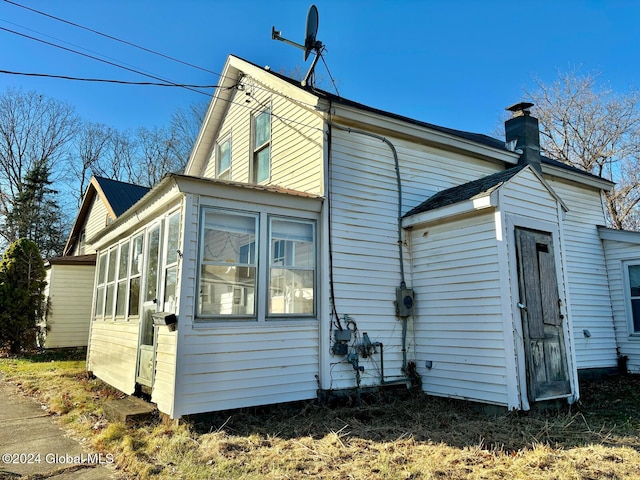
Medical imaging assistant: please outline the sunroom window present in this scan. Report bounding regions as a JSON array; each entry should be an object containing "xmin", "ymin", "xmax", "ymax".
[
  {"xmin": 252, "ymin": 108, "xmax": 271, "ymax": 183},
  {"xmin": 199, "ymin": 209, "xmax": 257, "ymax": 317},
  {"xmin": 269, "ymin": 218, "xmax": 315, "ymax": 316}
]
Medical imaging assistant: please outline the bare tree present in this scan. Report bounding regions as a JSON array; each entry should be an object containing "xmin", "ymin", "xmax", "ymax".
[
  {"xmin": 130, "ymin": 126, "xmax": 182, "ymax": 187},
  {"xmin": 170, "ymin": 100, "xmax": 207, "ymax": 164},
  {"xmin": 526, "ymin": 71, "xmax": 640, "ymax": 230},
  {"xmin": 0, "ymin": 88, "xmax": 79, "ymax": 247},
  {"xmin": 70, "ymin": 122, "xmax": 113, "ymax": 206}
]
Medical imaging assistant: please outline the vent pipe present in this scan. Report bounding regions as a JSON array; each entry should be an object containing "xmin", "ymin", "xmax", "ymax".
[{"xmin": 505, "ymin": 102, "xmax": 542, "ymax": 173}]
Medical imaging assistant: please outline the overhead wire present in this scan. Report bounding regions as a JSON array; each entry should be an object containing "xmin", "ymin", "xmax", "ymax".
[
  {"xmin": 0, "ymin": 70, "xmax": 219, "ymax": 88},
  {"xmin": 3, "ymin": 0, "xmax": 219, "ymax": 76},
  {"xmin": 0, "ymin": 26, "xmax": 210, "ymax": 96},
  {"xmin": 2, "ymin": 0, "xmax": 330, "ymax": 109},
  {"xmin": 0, "ymin": 0, "xmax": 335, "ymax": 132}
]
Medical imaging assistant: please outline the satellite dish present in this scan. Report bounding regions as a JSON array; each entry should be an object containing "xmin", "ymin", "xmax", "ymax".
[
  {"xmin": 272, "ymin": 4, "xmax": 324, "ymax": 87},
  {"xmin": 304, "ymin": 5, "xmax": 319, "ymax": 61}
]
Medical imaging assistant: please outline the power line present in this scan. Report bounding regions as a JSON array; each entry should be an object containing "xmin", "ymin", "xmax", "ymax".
[
  {"xmin": 0, "ymin": 70, "xmax": 219, "ymax": 88},
  {"xmin": 3, "ymin": 0, "xmax": 220, "ymax": 77},
  {"xmin": 0, "ymin": 26, "xmax": 210, "ymax": 96}
]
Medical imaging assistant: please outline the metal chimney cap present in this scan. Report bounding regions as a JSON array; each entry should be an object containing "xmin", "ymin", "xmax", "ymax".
[{"xmin": 506, "ymin": 102, "xmax": 534, "ymax": 116}]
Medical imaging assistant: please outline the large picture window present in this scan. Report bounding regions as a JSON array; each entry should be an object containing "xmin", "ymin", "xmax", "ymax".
[
  {"xmin": 199, "ymin": 209, "xmax": 258, "ymax": 317},
  {"xmin": 252, "ymin": 108, "xmax": 271, "ymax": 183},
  {"xmin": 626, "ymin": 263, "xmax": 640, "ymax": 334},
  {"xmin": 269, "ymin": 218, "xmax": 315, "ymax": 316}
]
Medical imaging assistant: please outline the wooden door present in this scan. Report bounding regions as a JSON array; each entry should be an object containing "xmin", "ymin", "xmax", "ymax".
[{"xmin": 515, "ymin": 228, "xmax": 571, "ymax": 402}]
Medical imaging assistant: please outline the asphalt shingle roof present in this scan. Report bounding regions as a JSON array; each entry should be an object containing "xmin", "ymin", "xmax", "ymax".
[{"xmin": 404, "ymin": 165, "xmax": 526, "ymax": 217}]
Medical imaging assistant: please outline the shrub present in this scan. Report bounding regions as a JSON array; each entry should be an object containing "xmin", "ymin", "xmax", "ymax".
[{"xmin": 0, "ymin": 238, "xmax": 46, "ymax": 353}]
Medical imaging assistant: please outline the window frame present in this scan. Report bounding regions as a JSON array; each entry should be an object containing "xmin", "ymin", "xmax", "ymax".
[
  {"xmin": 216, "ymin": 135, "xmax": 232, "ymax": 180},
  {"xmin": 623, "ymin": 260, "xmax": 640, "ymax": 336},
  {"xmin": 267, "ymin": 216, "xmax": 316, "ymax": 318},
  {"xmin": 197, "ymin": 207, "xmax": 259, "ymax": 320},
  {"xmin": 195, "ymin": 206, "xmax": 318, "ymax": 323},
  {"xmin": 251, "ymin": 107, "xmax": 271, "ymax": 184}
]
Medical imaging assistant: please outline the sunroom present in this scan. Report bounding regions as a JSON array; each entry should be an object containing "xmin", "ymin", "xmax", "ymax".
[{"xmin": 87, "ymin": 174, "xmax": 324, "ymax": 418}]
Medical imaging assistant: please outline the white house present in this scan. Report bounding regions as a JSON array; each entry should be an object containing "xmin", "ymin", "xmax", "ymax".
[
  {"xmin": 85, "ymin": 54, "xmax": 637, "ymax": 418},
  {"xmin": 40, "ymin": 177, "xmax": 149, "ymax": 349}
]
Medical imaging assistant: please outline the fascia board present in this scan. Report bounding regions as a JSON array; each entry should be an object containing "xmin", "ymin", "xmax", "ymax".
[
  {"xmin": 330, "ymin": 105, "xmax": 519, "ymax": 165},
  {"xmin": 184, "ymin": 60, "xmax": 238, "ymax": 176},
  {"xmin": 541, "ymin": 163, "xmax": 614, "ymax": 192},
  {"xmin": 598, "ymin": 225, "xmax": 640, "ymax": 244},
  {"xmin": 402, "ymin": 193, "xmax": 495, "ymax": 229},
  {"xmin": 173, "ymin": 175, "xmax": 323, "ymax": 214}
]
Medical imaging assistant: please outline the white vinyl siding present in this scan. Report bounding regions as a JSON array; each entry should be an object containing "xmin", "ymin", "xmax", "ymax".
[
  {"xmin": 326, "ymin": 129, "xmax": 503, "ymax": 390},
  {"xmin": 42, "ymin": 264, "xmax": 95, "ymax": 348},
  {"xmin": 200, "ymin": 76, "xmax": 324, "ymax": 195},
  {"xmin": 87, "ymin": 320, "xmax": 139, "ymax": 394},
  {"xmin": 599, "ymin": 229, "xmax": 640, "ymax": 373},
  {"xmin": 411, "ymin": 214, "xmax": 510, "ymax": 406},
  {"xmin": 546, "ymin": 179, "xmax": 617, "ymax": 370}
]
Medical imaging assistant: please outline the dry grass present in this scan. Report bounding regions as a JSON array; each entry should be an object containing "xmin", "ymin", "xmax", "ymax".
[{"xmin": 1, "ymin": 349, "xmax": 640, "ymax": 479}]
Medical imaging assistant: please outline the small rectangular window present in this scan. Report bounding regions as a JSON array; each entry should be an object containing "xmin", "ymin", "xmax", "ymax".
[
  {"xmin": 252, "ymin": 108, "xmax": 271, "ymax": 183},
  {"xmin": 217, "ymin": 137, "xmax": 231, "ymax": 180}
]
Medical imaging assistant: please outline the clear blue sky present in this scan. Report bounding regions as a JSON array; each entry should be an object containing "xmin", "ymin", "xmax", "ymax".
[{"xmin": 1, "ymin": 0, "xmax": 638, "ymax": 138}]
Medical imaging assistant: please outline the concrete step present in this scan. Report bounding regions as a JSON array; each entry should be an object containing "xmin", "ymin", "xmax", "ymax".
[{"xmin": 102, "ymin": 396, "xmax": 156, "ymax": 423}]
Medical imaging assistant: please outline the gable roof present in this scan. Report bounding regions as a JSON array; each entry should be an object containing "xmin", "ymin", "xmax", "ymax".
[
  {"xmin": 404, "ymin": 166, "xmax": 526, "ymax": 217},
  {"xmin": 192, "ymin": 55, "xmax": 611, "ymax": 191},
  {"xmin": 63, "ymin": 177, "xmax": 150, "ymax": 255},
  {"xmin": 92, "ymin": 176, "xmax": 150, "ymax": 218}
]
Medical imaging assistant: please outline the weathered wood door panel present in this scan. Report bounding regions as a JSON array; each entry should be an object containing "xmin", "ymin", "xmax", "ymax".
[{"xmin": 515, "ymin": 228, "xmax": 571, "ymax": 402}]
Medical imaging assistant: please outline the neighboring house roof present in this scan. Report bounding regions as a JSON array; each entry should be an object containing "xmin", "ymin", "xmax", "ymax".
[
  {"xmin": 404, "ymin": 166, "xmax": 526, "ymax": 217},
  {"xmin": 63, "ymin": 177, "xmax": 150, "ymax": 255},
  {"xmin": 45, "ymin": 253, "xmax": 97, "ymax": 267},
  {"xmin": 93, "ymin": 176, "xmax": 151, "ymax": 218}
]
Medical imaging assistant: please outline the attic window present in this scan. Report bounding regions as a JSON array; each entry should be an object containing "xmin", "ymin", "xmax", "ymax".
[
  {"xmin": 217, "ymin": 136, "xmax": 231, "ymax": 180},
  {"xmin": 252, "ymin": 108, "xmax": 271, "ymax": 183}
]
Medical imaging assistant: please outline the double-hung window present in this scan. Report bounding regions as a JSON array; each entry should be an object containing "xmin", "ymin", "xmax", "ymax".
[
  {"xmin": 95, "ymin": 252, "xmax": 107, "ymax": 318},
  {"xmin": 199, "ymin": 209, "xmax": 258, "ymax": 317},
  {"xmin": 217, "ymin": 136, "xmax": 231, "ymax": 180},
  {"xmin": 252, "ymin": 108, "xmax": 271, "ymax": 183},
  {"xmin": 625, "ymin": 262, "xmax": 640, "ymax": 335},
  {"xmin": 104, "ymin": 248, "xmax": 117, "ymax": 318},
  {"xmin": 269, "ymin": 218, "xmax": 315, "ymax": 316}
]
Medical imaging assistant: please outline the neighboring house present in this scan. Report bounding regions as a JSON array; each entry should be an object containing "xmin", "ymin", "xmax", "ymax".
[
  {"xmin": 40, "ymin": 177, "xmax": 149, "ymax": 349},
  {"xmin": 85, "ymin": 54, "xmax": 638, "ymax": 419}
]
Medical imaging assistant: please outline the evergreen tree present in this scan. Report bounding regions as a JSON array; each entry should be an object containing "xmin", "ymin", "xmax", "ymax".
[
  {"xmin": 6, "ymin": 161, "xmax": 66, "ymax": 258},
  {"xmin": 0, "ymin": 238, "xmax": 46, "ymax": 354}
]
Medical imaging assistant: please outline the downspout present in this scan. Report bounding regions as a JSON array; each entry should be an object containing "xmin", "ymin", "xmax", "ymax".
[{"xmin": 330, "ymin": 123, "xmax": 410, "ymax": 374}]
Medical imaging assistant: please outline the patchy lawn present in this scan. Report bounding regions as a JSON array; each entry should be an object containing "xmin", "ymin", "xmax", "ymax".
[{"xmin": 1, "ymin": 349, "xmax": 640, "ymax": 479}]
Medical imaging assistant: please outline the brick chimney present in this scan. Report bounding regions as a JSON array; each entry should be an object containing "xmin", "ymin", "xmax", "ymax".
[{"xmin": 505, "ymin": 102, "xmax": 541, "ymax": 173}]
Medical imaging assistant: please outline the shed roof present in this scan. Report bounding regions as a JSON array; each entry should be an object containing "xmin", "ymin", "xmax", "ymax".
[{"xmin": 404, "ymin": 166, "xmax": 526, "ymax": 217}]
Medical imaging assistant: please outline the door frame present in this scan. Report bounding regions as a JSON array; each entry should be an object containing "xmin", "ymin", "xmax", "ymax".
[
  {"xmin": 506, "ymin": 214, "xmax": 578, "ymax": 410},
  {"xmin": 135, "ymin": 221, "xmax": 164, "ymax": 390}
]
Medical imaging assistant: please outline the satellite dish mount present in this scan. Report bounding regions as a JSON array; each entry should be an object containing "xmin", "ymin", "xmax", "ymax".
[{"xmin": 272, "ymin": 4, "xmax": 323, "ymax": 87}]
